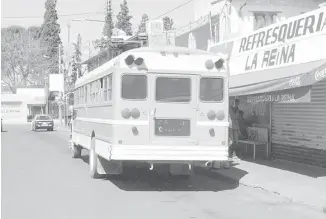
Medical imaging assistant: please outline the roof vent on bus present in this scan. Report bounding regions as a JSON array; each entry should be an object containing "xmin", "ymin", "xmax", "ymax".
[
  {"xmin": 215, "ymin": 58, "xmax": 225, "ymax": 69},
  {"xmin": 205, "ymin": 59, "xmax": 214, "ymax": 70},
  {"xmin": 134, "ymin": 58, "xmax": 144, "ymax": 66},
  {"xmin": 125, "ymin": 55, "xmax": 135, "ymax": 65}
]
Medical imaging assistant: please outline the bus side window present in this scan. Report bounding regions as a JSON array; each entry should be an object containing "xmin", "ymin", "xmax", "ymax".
[
  {"xmin": 85, "ymin": 85, "xmax": 88, "ymax": 103},
  {"xmin": 108, "ymin": 75, "xmax": 112, "ymax": 100},
  {"xmin": 90, "ymin": 83, "xmax": 93, "ymax": 103},
  {"xmin": 103, "ymin": 77, "xmax": 108, "ymax": 101},
  {"xmin": 81, "ymin": 88, "xmax": 83, "ymax": 104},
  {"xmin": 76, "ymin": 89, "xmax": 79, "ymax": 105}
]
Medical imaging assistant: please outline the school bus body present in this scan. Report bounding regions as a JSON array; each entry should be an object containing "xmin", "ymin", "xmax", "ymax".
[{"xmin": 70, "ymin": 46, "xmax": 230, "ymax": 176}]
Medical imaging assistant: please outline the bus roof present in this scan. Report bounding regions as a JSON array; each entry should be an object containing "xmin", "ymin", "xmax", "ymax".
[
  {"xmin": 128, "ymin": 46, "xmax": 217, "ymax": 55},
  {"xmin": 75, "ymin": 46, "xmax": 225, "ymax": 89}
]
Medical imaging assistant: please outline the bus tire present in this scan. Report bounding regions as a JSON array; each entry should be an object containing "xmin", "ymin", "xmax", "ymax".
[
  {"xmin": 89, "ymin": 137, "xmax": 99, "ymax": 178},
  {"xmin": 72, "ymin": 144, "xmax": 81, "ymax": 159}
]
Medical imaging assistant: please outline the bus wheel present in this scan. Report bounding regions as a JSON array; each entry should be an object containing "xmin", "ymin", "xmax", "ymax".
[
  {"xmin": 72, "ymin": 144, "xmax": 81, "ymax": 159},
  {"xmin": 89, "ymin": 137, "xmax": 99, "ymax": 178}
]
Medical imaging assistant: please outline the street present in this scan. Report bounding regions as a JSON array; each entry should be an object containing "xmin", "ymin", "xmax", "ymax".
[{"xmin": 1, "ymin": 124, "xmax": 325, "ymax": 219}]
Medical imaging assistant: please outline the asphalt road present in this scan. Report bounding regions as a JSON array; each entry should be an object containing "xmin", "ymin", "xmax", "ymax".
[{"xmin": 1, "ymin": 124, "xmax": 325, "ymax": 219}]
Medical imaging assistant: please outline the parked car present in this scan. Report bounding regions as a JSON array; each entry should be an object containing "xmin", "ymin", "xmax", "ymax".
[{"xmin": 31, "ymin": 115, "xmax": 54, "ymax": 131}]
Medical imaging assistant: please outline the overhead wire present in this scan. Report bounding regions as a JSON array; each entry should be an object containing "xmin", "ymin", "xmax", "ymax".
[{"xmin": 2, "ymin": 12, "xmax": 105, "ymax": 19}]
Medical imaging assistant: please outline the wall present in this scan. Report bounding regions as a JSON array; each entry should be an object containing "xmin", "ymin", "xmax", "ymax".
[
  {"xmin": 175, "ymin": 19, "xmax": 212, "ymax": 51},
  {"xmin": 1, "ymin": 94, "xmax": 28, "ymax": 121},
  {"xmin": 1, "ymin": 88, "xmax": 46, "ymax": 121},
  {"xmin": 194, "ymin": 0, "xmax": 324, "ymax": 42},
  {"xmin": 271, "ymin": 78, "xmax": 326, "ymax": 167},
  {"xmin": 16, "ymin": 88, "xmax": 46, "ymax": 105}
]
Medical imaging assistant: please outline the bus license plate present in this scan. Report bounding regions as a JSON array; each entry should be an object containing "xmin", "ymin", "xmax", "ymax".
[{"xmin": 155, "ymin": 119, "xmax": 190, "ymax": 137}]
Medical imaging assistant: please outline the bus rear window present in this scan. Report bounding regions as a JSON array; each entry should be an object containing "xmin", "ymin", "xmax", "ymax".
[
  {"xmin": 121, "ymin": 74, "xmax": 147, "ymax": 100},
  {"xmin": 200, "ymin": 78, "xmax": 224, "ymax": 102},
  {"xmin": 156, "ymin": 77, "xmax": 191, "ymax": 103}
]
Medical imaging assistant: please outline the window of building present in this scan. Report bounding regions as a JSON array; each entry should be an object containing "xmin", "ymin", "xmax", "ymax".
[
  {"xmin": 211, "ymin": 15, "xmax": 219, "ymax": 43},
  {"xmin": 253, "ymin": 12, "xmax": 278, "ymax": 30}
]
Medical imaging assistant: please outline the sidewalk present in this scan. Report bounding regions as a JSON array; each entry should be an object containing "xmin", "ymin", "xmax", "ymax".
[
  {"xmin": 53, "ymin": 119, "xmax": 70, "ymax": 132},
  {"xmin": 214, "ymin": 159, "xmax": 326, "ymax": 213}
]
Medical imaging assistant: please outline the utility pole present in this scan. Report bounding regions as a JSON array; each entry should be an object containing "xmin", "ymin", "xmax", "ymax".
[{"xmin": 58, "ymin": 46, "xmax": 64, "ymax": 126}]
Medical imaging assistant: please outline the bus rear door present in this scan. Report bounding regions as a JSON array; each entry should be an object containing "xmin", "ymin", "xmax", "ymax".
[{"xmin": 149, "ymin": 73, "xmax": 198, "ymax": 146}]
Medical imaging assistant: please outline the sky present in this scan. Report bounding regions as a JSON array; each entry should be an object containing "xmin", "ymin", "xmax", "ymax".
[{"xmin": 1, "ymin": 0, "xmax": 196, "ymax": 57}]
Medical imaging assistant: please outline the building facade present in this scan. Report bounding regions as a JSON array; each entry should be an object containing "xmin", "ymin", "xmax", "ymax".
[
  {"xmin": 1, "ymin": 88, "xmax": 46, "ymax": 122},
  {"xmin": 193, "ymin": 0, "xmax": 325, "ymax": 44},
  {"xmin": 188, "ymin": 0, "xmax": 326, "ymax": 167}
]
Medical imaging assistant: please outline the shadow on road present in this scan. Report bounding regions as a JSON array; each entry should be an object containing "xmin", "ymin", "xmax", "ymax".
[
  {"xmin": 34, "ymin": 130, "xmax": 58, "ymax": 132},
  {"xmin": 81, "ymin": 154, "xmax": 248, "ymax": 192}
]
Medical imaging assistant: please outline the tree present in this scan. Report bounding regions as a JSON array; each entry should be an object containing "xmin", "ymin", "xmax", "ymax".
[
  {"xmin": 163, "ymin": 16, "xmax": 174, "ymax": 31},
  {"xmin": 1, "ymin": 26, "xmax": 44, "ymax": 93},
  {"xmin": 70, "ymin": 34, "xmax": 82, "ymax": 85},
  {"xmin": 39, "ymin": 0, "xmax": 62, "ymax": 75},
  {"xmin": 137, "ymin": 14, "xmax": 149, "ymax": 34},
  {"xmin": 103, "ymin": 0, "xmax": 114, "ymax": 39},
  {"xmin": 93, "ymin": 0, "xmax": 114, "ymax": 52},
  {"xmin": 116, "ymin": 0, "xmax": 133, "ymax": 36}
]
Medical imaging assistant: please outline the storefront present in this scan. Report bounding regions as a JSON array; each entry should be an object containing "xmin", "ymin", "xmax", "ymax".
[{"xmin": 209, "ymin": 8, "xmax": 326, "ymax": 167}]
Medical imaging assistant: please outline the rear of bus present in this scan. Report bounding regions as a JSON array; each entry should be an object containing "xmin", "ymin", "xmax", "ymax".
[{"xmin": 111, "ymin": 48, "xmax": 229, "ymax": 165}]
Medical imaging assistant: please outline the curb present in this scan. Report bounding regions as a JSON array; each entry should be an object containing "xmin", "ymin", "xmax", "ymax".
[{"xmin": 213, "ymin": 166, "xmax": 326, "ymax": 214}]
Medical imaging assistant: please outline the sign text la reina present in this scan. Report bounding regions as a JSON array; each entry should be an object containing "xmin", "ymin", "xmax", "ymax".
[{"xmin": 238, "ymin": 10, "xmax": 326, "ymax": 71}]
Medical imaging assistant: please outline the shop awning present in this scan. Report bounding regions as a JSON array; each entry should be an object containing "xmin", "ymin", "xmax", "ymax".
[{"xmin": 230, "ymin": 60, "xmax": 326, "ymax": 97}]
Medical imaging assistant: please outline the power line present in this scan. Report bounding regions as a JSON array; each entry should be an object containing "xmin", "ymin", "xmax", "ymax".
[
  {"xmin": 2, "ymin": 0, "xmax": 194, "ymax": 21},
  {"xmin": 2, "ymin": 12, "xmax": 105, "ymax": 19},
  {"xmin": 152, "ymin": 0, "xmax": 195, "ymax": 20}
]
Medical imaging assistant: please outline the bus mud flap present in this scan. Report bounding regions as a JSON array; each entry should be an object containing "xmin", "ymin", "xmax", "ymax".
[{"xmin": 97, "ymin": 157, "xmax": 123, "ymax": 175}]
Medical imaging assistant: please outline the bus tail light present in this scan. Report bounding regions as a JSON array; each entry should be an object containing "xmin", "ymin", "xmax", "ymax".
[
  {"xmin": 121, "ymin": 108, "xmax": 131, "ymax": 119},
  {"xmin": 207, "ymin": 110, "xmax": 216, "ymax": 120},
  {"xmin": 125, "ymin": 55, "xmax": 135, "ymax": 65},
  {"xmin": 215, "ymin": 58, "xmax": 224, "ymax": 69},
  {"xmin": 132, "ymin": 126, "xmax": 139, "ymax": 136},
  {"xmin": 216, "ymin": 111, "xmax": 225, "ymax": 120},
  {"xmin": 131, "ymin": 108, "xmax": 140, "ymax": 119},
  {"xmin": 134, "ymin": 57, "xmax": 144, "ymax": 66}
]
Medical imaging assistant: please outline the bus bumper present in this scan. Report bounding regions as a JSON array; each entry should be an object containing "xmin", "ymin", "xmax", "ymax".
[{"xmin": 108, "ymin": 144, "xmax": 229, "ymax": 162}]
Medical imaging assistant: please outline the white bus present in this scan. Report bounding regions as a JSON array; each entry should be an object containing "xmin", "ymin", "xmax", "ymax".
[{"xmin": 69, "ymin": 46, "xmax": 230, "ymax": 178}]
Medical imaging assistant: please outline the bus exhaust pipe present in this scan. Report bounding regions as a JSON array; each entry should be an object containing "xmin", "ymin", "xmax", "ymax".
[
  {"xmin": 205, "ymin": 161, "xmax": 213, "ymax": 168},
  {"xmin": 149, "ymin": 163, "xmax": 154, "ymax": 171}
]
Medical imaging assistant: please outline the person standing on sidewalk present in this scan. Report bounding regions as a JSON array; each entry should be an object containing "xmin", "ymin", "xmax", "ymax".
[{"xmin": 229, "ymin": 98, "xmax": 240, "ymax": 158}]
